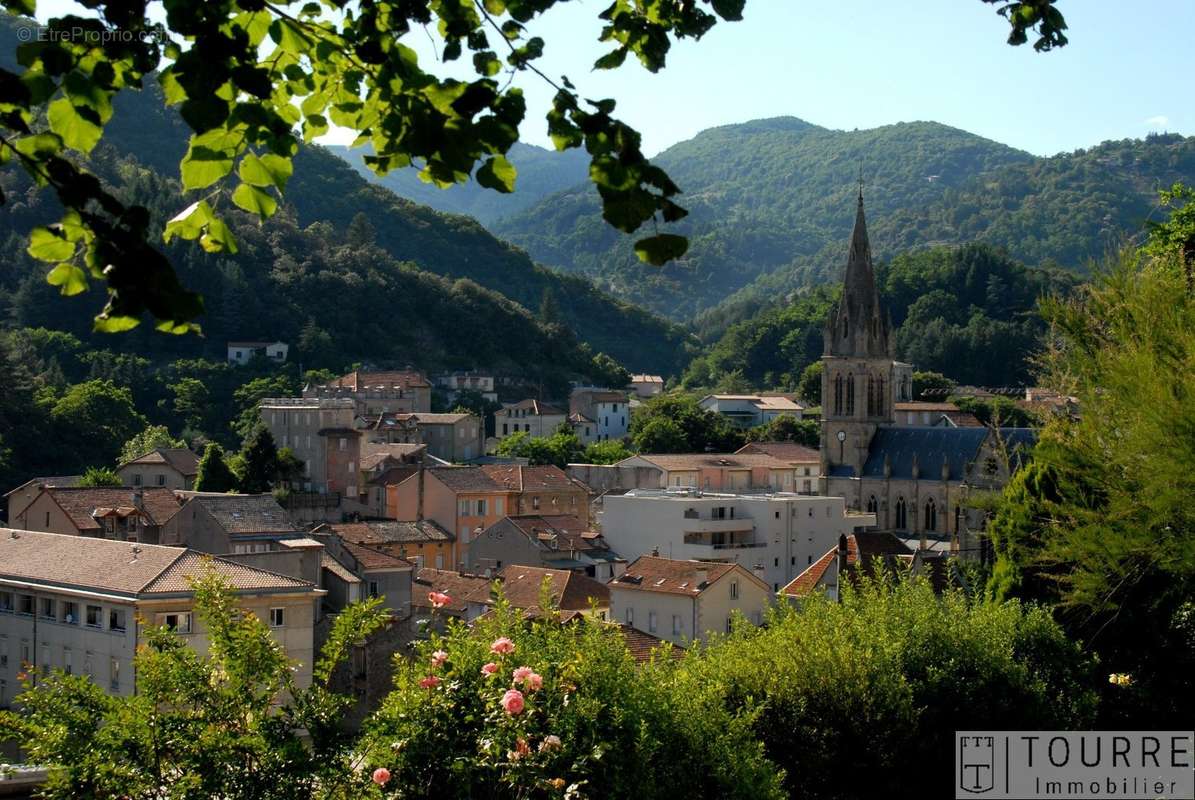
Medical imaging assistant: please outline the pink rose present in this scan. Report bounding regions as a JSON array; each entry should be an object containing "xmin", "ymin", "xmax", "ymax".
[
  {"xmin": 419, "ymin": 675, "xmax": 441, "ymax": 689},
  {"xmin": 490, "ymin": 637, "xmax": 515, "ymax": 655},
  {"xmin": 508, "ymin": 737, "xmax": 531, "ymax": 760},
  {"xmin": 430, "ymin": 650, "xmax": 448, "ymax": 668},
  {"xmin": 539, "ymin": 734, "xmax": 562, "ymax": 752},
  {"xmin": 512, "ymin": 665, "xmax": 534, "ymax": 684},
  {"xmin": 428, "ymin": 591, "xmax": 452, "ymax": 608},
  {"xmin": 526, "ymin": 672, "xmax": 543, "ymax": 691},
  {"xmin": 481, "ymin": 661, "xmax": 499, "ymax": 677},
  {"xmin": 501, "ymin": 688, "xmax": 525, "ymax": 715},
  {"xmin": 372, "ymin": 767, "xmax": 391, "ymax": 785}
]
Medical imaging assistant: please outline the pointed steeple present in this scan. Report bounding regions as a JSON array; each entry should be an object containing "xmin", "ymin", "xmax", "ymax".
[{"xmin": 825, "ymin": 186, "xmax": 891, "ymax": 358}]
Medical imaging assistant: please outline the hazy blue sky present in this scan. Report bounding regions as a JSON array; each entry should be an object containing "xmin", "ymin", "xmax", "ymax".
[{"xmin": 35, "ymin": 0, "xmax": 1193, "ymax": 157}]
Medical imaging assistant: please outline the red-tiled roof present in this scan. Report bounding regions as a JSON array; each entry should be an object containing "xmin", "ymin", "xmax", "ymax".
[
  {"xmin": 412, "ymin": 568, "xmax": 491, "ymax": 614},
  {"xmin": 494, "ymin": 515, "xmax": 608, "ymax": 553},
  {"xmin": 616, "ymin": 623, "xmax": 685, "ymax": 663},
  {"xmin": 333, "ymin": 369, "xmax": 431, "ymax": 391},
  {"xmin": 318, "ymin": 519, "xmax": 453, "ymax": 545},
  {"xmin": 627, "ymin": 453, "xmax": 795, "ymax": 472},
  {"xmin": 500, "ymin": 399, "xmax": 566, "ymax": 416},
  {"xmin": 463, "ymin": 565, "xmax": 609, "ymax": 613},
  {"xmin": 735, "ymin": 441, "xmax": 820, "ymax": 463},
  {"xmin": 339, "ymin": 539, "xmax": 413, "ymax": 571},
  {"xmin": 481, "ymin": 464, "xmax": 588, "ymax": 493},
  {"xmin": 120, "ymin": 448, "xmax": 200, "ymax": 476},
  {"xmin": 45, "ymin": 487, "xmax": 184, "ymax": 531},
  {"xmin": 780, "ymin": 532, "xmax": 913, "ymax": 598},
  {"xmin": 610, "ymin": 556, "xmax": 741, "ymax": 596}
]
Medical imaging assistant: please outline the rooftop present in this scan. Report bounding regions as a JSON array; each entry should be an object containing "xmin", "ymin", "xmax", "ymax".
[
  {"xmin": 623, "ymin": 452, "xmax": 799, "ymax": 472},
  {"xmin": 480, "ymin": 464, "xmax": 588, "ymax": 493},
  {"xmin": 780, "ymin": 532, "xmax": 913, "ymax": 598},
  {"xmin": 463, "ymin": 564, "xmax": 610, "ymax": 613},
  {"xmin": 412, "ymin": 568, "xmax": 492, "ymax": 614},
  {"xmin": 327, "ymin": 369, "xmax": 431, "ymax": 391},
  {"xmin": 317, "ymin": 519, "xmax": 454, "ymax": 545},
  {"xmin": 43, "ymin": 487, "xmax": 184, "ymax": 530},
  {"xmin": 488, "ymin": 515, "xmax": 609, "ymax": 553},
  {"xmin": 119, "ymin": 447, "xmax": 201, "ymax": 477},
  {"xmin": 735, "ymin": 441, "xmax": 820, "ymax": 463},
  {"xmin": 610, "ymin": 556, "xmax": 751, "ymax": 596},
  {"xmin": 181, "ymin": 493, "xmax": 298, "ymax": 535}
]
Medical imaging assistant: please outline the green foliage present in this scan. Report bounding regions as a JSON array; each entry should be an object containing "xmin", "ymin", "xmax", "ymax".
[
  {"xmin": 238, "ymin": 425, "xmax": 280, "ymax": 494},
  {"xmin": 684, "ymin": 575, "xmax": 1096, "ymax": 799},
  {"xmin": 629, "ymin": 393, "xmax": 743, "ymax": 453},
  {"xmin": 77, "ymin": 465, "xmax": 123, "ymax": 487},
  {"xmin": 193, "ymin": 442, "xmax": 237, "ymax": 493},
  {"xmin": 496, "ymin": 427, "xmax": 584, "ymax": 469},
  {"xmin": 794, "ymin": 360, "xmax": 822, "ymax": 404},
  {"xmin": 581, "ymin": 439, "xmax": 634, "ymax": 464},
  {"xmin": 1144, "ymin": 181, "xmax": 1195, "ymax": 289},
  {"xmin": 589, "ymin": 352, "xmax": 631, "ymax": 389},
  {"xmin": 361, "ymin": 596, "xmax": 784, "ymax": 799},
  {"xmin": 118, "ymin": 424, "xmax": 186, "ymax": 464},
  {"xmin": 744, "ymin": 415, "xmax": 818, "ymax": 447},
  {"xmin": 911, "ymin": 370, "xmax": 955, "ymax": 400},
  {"xmin": 0, "ymin": 565, "xmax": 388, "ymax": 798},
  {"xmin": 950, "ymin": 395, "xmax": 1037, "ymax": 427},
  {"xmin": 48, "ymin": 379, "xmax": 147, "ymax": 468},
  {"xmin": 987, "ymin": 245, "xmax": 1195, "ymax": 725}
]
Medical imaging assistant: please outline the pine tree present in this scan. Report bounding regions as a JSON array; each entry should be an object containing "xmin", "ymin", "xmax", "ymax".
[
  {"xmin": 239, "ymin": 426, "xmax": 280, "ymax": 494},
  {"xmin": 194, "ymin": 443, "xmax": 238, "ymax": 493}
]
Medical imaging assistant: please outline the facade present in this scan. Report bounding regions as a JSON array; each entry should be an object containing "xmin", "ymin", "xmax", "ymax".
[
  {"xmin": 494, "ymin": 399, "xmax": 567, "ymax": 440},
  {"xmin": 569, "ymin": 388, "xmax": 630, "ymax": 441},
  {"xmin": 780, "ymin": 531, "xmax": 950, "ymax": 602},
  {"xmin": 819, "ymin": 191, "xmax": 1035, "ymax": 555},
  {"xmin": 567, "ymin": 412, "xmax": 598, "ymax": 445},
  {"xmin": 0, "ymin": 529, "xmax": 322, "ymax": 704},
  {"xmin": 467, "ymin": 515, "xmax": 625, "ymax": 581},
  {"xmin": 599, "ymin": 489, "xmax": 875, "ymax": 592},
  {"xmin": 314, "ymin": 520, "xmax": 456, "ymax": 573},
  {"xmin": 629, "ymin": 374, "xmax": 664, "ymax": 398},
  {"xmin": 608, "ymin": 556, "xmax": 772, "ymax": 645},
  {"xmin": 461, "ymin": 564, "xmax": 610, "ymax": 622},
  {"xmin": 315, "ymin": 534, "xmax": 413, "ymax": 617},
  {"xmin": 12, "ymin": 487, "xmax": 184, "ymax": 544},
  {"xmin": 227, "ymin": 341, "xmax": 288, "ymax": 365},
  {"xmin": 388, "ymin": 467, "xmax": 516, "ymax": 552},
  {"xmin": 735, "ymin": 441, "xmax": 821, "ymax": 493},
  {"xmin": 304, "ymin": 369, "xmax": 432, "ymax": 415},
  {"xmin": 615, "ymin": 452, "xmax": 818, "ymax": 494},
  {"xmin": 697, "ymin": 394, "xmax": 804, "ymax": 428},
  {"xmin": 3, "ymin": 476, "xmax": 80, "ymax": 526},
  {"xmin": 117, "ymin": 448, "xmax": 200, "ymax": 490},
  {"xmin": 360, "ymin": 412, "xmax": 483, "ymax": 463},
  {"xmin": 259, "ymin": 397, "xmax": 360, "ymax": 496},
  {"xmin": 163, "ymin": 493, "xmax": 305, "ymax": 553},
  {"xmin": 480, "ymin": 464, "xmax": 590, "ymax": 519},
  {"xmin": 433, "ymin": 372, "xmax": 498, "ymax": 403}
]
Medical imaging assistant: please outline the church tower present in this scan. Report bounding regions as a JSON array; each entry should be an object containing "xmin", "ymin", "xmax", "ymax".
[{"xmin": 819, "ymin": 188, "xmax": 896, "ymax": 502}]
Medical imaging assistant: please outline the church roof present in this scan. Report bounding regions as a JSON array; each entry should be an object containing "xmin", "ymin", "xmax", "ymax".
[{"xmin": 829, "ymin": 426, "xmax": 1036, "ymax": 481}]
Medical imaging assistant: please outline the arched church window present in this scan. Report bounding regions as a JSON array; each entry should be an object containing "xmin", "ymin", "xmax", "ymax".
[
  {"xmin": 834, "ymin": 374, "xmax": 844, "ymax": 415},
  {"xmin": 876, "ymin": 376, "xmax": 885, "ymax": 416},
  {"xmin": 866, "ymin": 495, "xmax": 878, "ymax": 513},
  {"xmin": 895, "ymin": 497, "xmax": 907, "ymax": 529},
  {"xmin": 925, "ymin": 497, "xmax": 937, "ymax": 531},
  {"xmin": 845, "ymin": 373, "xmax": 855, "ymax": 415},
  {"xmin": 954, "ymin": 505, "xmax": 963, "ymax": 534}
]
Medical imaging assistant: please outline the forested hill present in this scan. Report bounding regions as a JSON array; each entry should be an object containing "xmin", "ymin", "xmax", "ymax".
[
  {"xmin": 327, "ymin": 141, "xmax": 589, "ymax": 226},
  {"xmin": 494, "ymin": 116, "xmax": 1195, "ymax": 323},
  {"xmin": 0, "ymin": 13, "xmax": 695, "ymax": 377}
]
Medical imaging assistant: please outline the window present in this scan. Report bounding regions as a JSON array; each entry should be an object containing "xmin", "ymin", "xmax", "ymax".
[
  {"xmin": 502, "ymin": 423, "xmax": 508, "ymax": 435},
  {"xmin": 867, "ymin": 495, "xmax": 878, "ymax": 513},
  {"xmin": 475, "ymin": 499, "xmax": 487, "ymax": 516},
  {"xmin": 110, "ymin": 658, "xmax": 120, "ymax": 691},
  {"xmin": 773, "ymin": 558, "xmax": 779, "ymax": 567},
  {"xmin": 269, "ymin": 608, "xmax": 285, "ymax": 628},
  {"xmin": 20, "ymin": 640, "xmax": 30, "ymax": 666},
  {"xmin": 0, "ymin": 592, "xmax": 12, "ymax": 612},
  {"xmin": 726, "ymin": 617, "xmax": 733, "ymax": 634},
  {"xmin": 45, "ymin": 511, "xmax": 50, "ymax": 528},
  {"xmin": 435, "ymin": 554, "xmax": 444, "ymax": 569},
  {"xmin": 339, "ymin": 437, "xmax": 347, "ymax": 451},
  {"xmin": 495, "ymin": 497, "xmax": 504, "ymax": 515},
  {"xmin": 85, "ymin": 605, "xmax": 102, "ymax": 628},
  {"xmin": 40, "ymin": 645, "xmax": 49, "ymax": 675},
  {"xmin": 458, "ymin": 499, "xmax": 470, "ymax": 516},
  {"xmin": 38, "ymin": 597, "xmax": 55, "ymax": 619},
  {"xmin": 132, "ymin": 473, "xmax": 142, "ymax": 486},
  {"xmin": 808, "ymin": 555, "xmax": 813, "ymax": 564},
  {"xmin": 0, "ymin": 636, "xmax": 6, "ymax": 667},
  {"xmin": 730, "ymin": 581, "xmax": 739, "ymax": 599},
  {"xmin": 109, "ymin": 608, "xmax": 127, "ymax": 632},
  {"xmin": 895, "ymin": 497, "xmax": 908, "ymax": 530},
  {"xmin": 648, "ymin": 611, "xmax": 657, "ymax": 633},
  {"xmin": 17, "ymin": 595, "xmax": 33, "ymax": 616},
  {"xmin": 369, "ymin": 581, "xmax": 379, "ymax": 598},
  {"xmin": 158, "ymin": 612, "xmax": 192, "ymax": 633},
  {"xmin": 672, "ymin": 615, "xmax": 681, "ymax": 636},
  {"xmin": 845, "ymin": 372, "xmax": 855, "ymax": 415},
  {"xmin": 532, "ymin": 496, "xmax": 540, "ymax": 510},
  {"xmin": 156, "ymin": 474, "xmax": 166, "ymax": 486},
  {"xmin": 924, "ymin": 497, "xmax": 937, "ymax": 532},
  {"xmin": 775, "ymin": 511, "xmax": 780, "ymax": 519},
  {"xmin": 84, "ymin": 651, "xmax": 93, "ymax": 678},
  {"xmin": 625, "ymin": 607, "xmax": 633, "ymax": 625}
]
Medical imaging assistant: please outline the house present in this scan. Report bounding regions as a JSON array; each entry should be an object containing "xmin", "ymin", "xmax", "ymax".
[
  {"xmin": 314, "ymin": 533, "xmax": 413, "ymax": 617},
  {"xmin": 629, "ymin": 374, "xmax": 664, "ymax": 398},
  {"xmin": 698, "ymin": 394, "xmax": 804, "ymax": 428},
  {"xmin": 117, "ymin": 448, "xmax": 200, "ymax": 490},
  {"xmin": 360, "ymin": 412, "xmax": 482, "ymax": 462},
  {"xmin": 304, "ymin": 369, "xmax": 432, "ymax": 415},
  {"xmin": 468, "ymin": 515, "xmax": 625, "ymax": 581},
  {"xmin": 567, "ymin": 412, "xmax": 598, "ymax": 445},
  {"xmin": 779, "ymin": 531, "xmax": 950, "ymax": 602},
  {"xmin": 3, "ymin": 476, "xmax": 81, "ymax": 526},
  {"xmin": 388, "ymin": 467, "xmax": 516, "ymax": 550},
  {"xmin": 735, "ymin": 441, "xmax": 821, "ymax": 493},
  {"xmin": 608, "ymin": 556, "xmax": 772, "ymax": 645},
  {"xmin": 11, "ymin": 487, "xmax": 184, "ymax": 545},
  {"xmin": 0, "ymin": 529, "xmax": 323, "ymax": 703},
  {"xmin": 227, "ymin": 341, "xmax": 288, "ymax": 365},
  {"xmin": 615, "ymin": 452, "xmax": 816, "ymax": 494},
  {"xmin": 313, "ymin": 519, "xmax": 455, "ymax": 573},
  {"xmin": 461, "ymin": 564, "xmax": 610, "ymax": 621},
  {"xmin": 410, "ymin": 568, "xmax": 492, "ymax": 621},
  {"xmin": 164, "ymin": 493, "xmax": 304, "ymax": 554},
  {"xmin": 433, "ymin": 372, "xmax": 498, "ymax": 403},
  {"xmin": 891, "ymin": 402, "xmax": 982, "ymax": 428},
  {"xmin": 480, "ymin": 464, "xmax": 590, "ymax": 518},
  {"xmin": 599, "ymin": 489, "xmax": 875, "ymax": 592},
  {"xmin": 259, "ymin": 397, "xmax": 361, "ymax": 500},
  {"xmin": 494, "ymin": 399, "xmax": 568, "ymax": 441},
  {"xmin": 569, "ymin": 387, "xmax": 630, "ymax": 441}
]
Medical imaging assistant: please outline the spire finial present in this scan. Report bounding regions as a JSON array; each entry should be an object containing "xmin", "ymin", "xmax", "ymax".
[{"xmin": 857, "ymin": 162, "xmax": 864, "ymax": 200}]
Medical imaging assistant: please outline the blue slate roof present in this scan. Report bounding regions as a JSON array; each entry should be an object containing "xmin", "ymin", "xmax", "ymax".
[{"xmin": 854, "ymin": 426, "xmax": 1036, "ymax": 481}]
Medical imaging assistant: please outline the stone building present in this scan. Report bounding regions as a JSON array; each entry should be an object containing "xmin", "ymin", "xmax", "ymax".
[
  {"xmin": 819, "ymin": 191, "xmax": 1035, "ymax": 555},
  {"xmin": 117, "ymin": 448, "xmax": 200, "ymax": 490}
]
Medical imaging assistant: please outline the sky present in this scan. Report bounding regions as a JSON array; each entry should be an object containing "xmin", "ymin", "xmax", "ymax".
[{"xmin": 34, "ymin": 0, "xmax": 1195, "ymax": 158}]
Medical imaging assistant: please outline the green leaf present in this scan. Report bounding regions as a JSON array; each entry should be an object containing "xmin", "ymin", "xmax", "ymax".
[
  {"xmin": 46, "ymin": 262, "xmax": 88, "ymax": 296},
  {"xmin": 475, "ymin": 155, "xmax": 516, "ymax": 193},
  {"xmin": 231, "ymin": 182, "xmax": 278, "ymax": 219},
  {"xmin": 238, "ymin": 152, "xmax": 292, "ymax": 191},
  {"xmin": 28, "ymin": 226, "xmax": 76, "ymax": 262},
  {"xmin": 200, "ymin": 218, "xmax": 238, "ymax": 254},
  {"xmin": 93, "ymin": 315, "xmax": 139, "ymax": 333},
  {"xmin": 163, "ymin": 200, "xmax": 214, "ymax": 243},
  {"xmin": 594, "ymin": 48, "xmax": 628, "ymax": 70},
  {"xmin": 158, "ymin": 69, "xmax": 187, "ymax": 105},
  {"xmin": 13, "ymin": 132, "xmax": 62, "ymax": 160},
  {"xmin": 634, "ymin": 233, "xmax": 688, "ymax": 266},
  {"xmin": 180, "ymin": 142, "xmax": 236, "ymax": 191},
  {"xmin": 710, "ymin": 0, "xmax": 745, "ymax": 21}
]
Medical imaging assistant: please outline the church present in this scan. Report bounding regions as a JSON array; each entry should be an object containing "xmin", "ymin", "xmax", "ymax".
[{"xmin": 818, "ymin": 190, "xmax": 1035, "ymax": 557}]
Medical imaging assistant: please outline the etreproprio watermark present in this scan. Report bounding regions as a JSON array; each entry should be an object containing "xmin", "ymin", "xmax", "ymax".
[
  {"xmin": 15, "ymin": 26, "xmax": 169, "ymax": 45},
  {"xmin": 957, "ymin": 731, "xmax": 1194, "ymax": 799}
]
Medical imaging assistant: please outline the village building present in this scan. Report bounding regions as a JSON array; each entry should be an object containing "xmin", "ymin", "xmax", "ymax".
[
  {"xmin": 698, "ymin": 394, "xmax": 804, "ymax": 428},
  {"xmin": 259, "ymin": 397, "xmax": 361, "ymax": 500},
  {"xmin": 163, "ymin": 493, "xmax": 306, "ymax": 554},
  {"xmin": 569, "ymin": 387, "xmax": 630, "ymax": 441},
  {"xmin": 891, "ymin": 401, "xmax": 982, "ymax": 428},
  {"xmin": 467, "ymin": 515, "xmax": 625, "ymax": 580},
  {"xmin": 410, "ymin": 568, "xmax": 492, "ymax": 622},
  {"xmin": 433, "ymin": 372, "xmax": 498, "ymax": 403},
  {"xmin": 608, "ymin": 556, "xmax": 772, "ymax": 645},
  {"xmin": 117, "ymin": 448, "xmax": 200, "ymax": 490},
  {"xmin": 734, "ymin": 441, "xmax": 821, "ymax": 492},
  {"xmin": 10, "ymin": 486, "xmax": 184, "ymax": 545},
  {"xmin": 628, "ymin": 374, "xmax": 665, "ymax": 398},
  {"xmin": 779, "ymin": 531, "xmax": 953, "ymax": 602},
  {"xmin": 313, "ymin": 519, "xmax": 455, "ymax": 573},
  {"xmin": 0, "ymin": 529, "xmax": 322, "ymax": 704},
  {"xmin": 304, "ymin": 369, "xmax": 432, "ymax": 415},
  {"xmin": 461, "ymin": 564, "xmax": 610, "ymax": 622},
  {"xmin": 358, "ymin": 412, "xmax": 482, "ymax": 463},
  {"xmin": 494, "ymin": 399, "xmax": 568, "ymax": 440},
  {"xmin": 3, "ymin": 476, "xmax": 81, "ymax": 526},
  {"xmin": 614, "ymin": 452, "xmax": 816, "ymax": 494},
  {"xmin": 226, "ymin": 340, "xmax": 288, "ymax": 365}
]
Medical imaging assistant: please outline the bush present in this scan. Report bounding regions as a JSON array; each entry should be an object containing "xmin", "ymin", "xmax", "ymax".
[{"xmin": 360, "ymin": 593, "xmax": 783, "ymax": 800}]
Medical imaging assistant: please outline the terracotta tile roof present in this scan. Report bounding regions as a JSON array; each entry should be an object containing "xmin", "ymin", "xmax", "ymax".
[
  {"xmin": 629, "ymin": 375, "xmax": 664, "ymax": 384},
  {"xmin": 334, "ymin": 369, "xmax": 431, "ymax": 391},
  {"xmin": 494, "ymin": 515, "xmax": 609, "ymax": 554},
  {"xmin": 578, "ymin": 391, "xmax": 628, "ymax": 404},
  {"xmin": 568, "ymin": 412, "xmax": 595, "ymax": 424},
  {"xmin": 45, "ymin": 487, "xmax": 184, "ymax": 531},
  {"xmin": 0, "ymin": 529, "xmax": 314, "ymax": 597},
  {"xmin": 780, "ymin": 532, "xmax": 913, "ymax": 598},
  {"xmin": 464, "ymin": 565, "xmax": 610, "ymax": 613},
  {"xmin": 366, "ymin": 465, "xmax": 420, "ymax": 487},
  {"xmin": 3, "ymin": 475, "xmax": 81, "ymax": 498},
  {"xmin": 480, "ymin": 465, "xmax": 587, "ymax": 493},
  {"xmin": 412, "ymin": 568, "xmax": 491, "ymax": 614},
  {"xmin": 429, "ymin": 466, "xmax": 508, "ymax": 494},
  {"xmin": 120, "ymin": 448, "xmax": 200, "ymax": 476},
  {"xmin": 609, "ymin": 556, "xmax": 741, "ymax": 596},
  {"xmin": 183, "ymin": 493, "xmax": 298, "ymax": 535},
  {"xmin": 627, "ymin": 453, "xmax": 795, "ymax": 472},
  {"xmin": 500, "ymin": 399, "xmax": 566, "ymax": 416},
  {"xmin": 402, "ymin": 412, "xmax": 473, "ymax": 424},
  {"xmin": 752, "ymin": 395, "xmax": 803, "ymax": 411},
  {"xmin": 894, "ymin": 402, "xmax": 961, "ymax": 412},
  {"xmin": 321, "ymin": 552, "xmax": 361, "ymax": 584},
  {"xmin": 616, "ymin": 623, "xmax": 685, "ymax": 663},
  {"xmin": 735, "ymin": 442, "xmax": 821, "ymax": 463},
  {"xmin": 339, "ymin": 539, "xmax": 413, "ymax": 571},
  {"xmin": 318, "ymin": 520, "xmax": 453, "ymax": 545}
]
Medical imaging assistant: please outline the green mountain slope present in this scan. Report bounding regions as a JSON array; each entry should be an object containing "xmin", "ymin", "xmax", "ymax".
[
  {"xmin": 327, "ymin": 141, "xmax": 589, "ymax": 226},
  {"xmin": 495, "ymin": 116, "xmax": 1194, "ymax": 324}
]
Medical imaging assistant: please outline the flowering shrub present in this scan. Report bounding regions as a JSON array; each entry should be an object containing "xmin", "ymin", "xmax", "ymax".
[{"xmin": 359, "ymin": 597, "xmax": 783, "ymax": 799}]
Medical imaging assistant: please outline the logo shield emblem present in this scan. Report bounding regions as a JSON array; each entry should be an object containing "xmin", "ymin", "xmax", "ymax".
[{"xmin": 959, "ymin": 735, "xmax": 995, "ymax": 794}]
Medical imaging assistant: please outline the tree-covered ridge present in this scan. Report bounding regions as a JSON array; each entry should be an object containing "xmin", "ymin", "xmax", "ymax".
[
  {"xmin": 495, "ymin": 116, "xmax": 1194, "ymax": 323},
  {"xmin": 328, "ymin": 141, "xmax": 589, "ymax": 226},
  {"xmin": 684, "ymin": 243, "xmax": 1075, "ymax": 391}
]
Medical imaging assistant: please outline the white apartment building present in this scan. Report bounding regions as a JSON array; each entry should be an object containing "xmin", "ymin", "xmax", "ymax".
[{"xmin": 599, "ymin": 489, "xmax": 877, "ymax": 593}]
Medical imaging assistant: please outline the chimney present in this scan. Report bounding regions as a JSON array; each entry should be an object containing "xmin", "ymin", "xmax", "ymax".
[
  {"xmin": 752, "ymin": 563, "xmax": 767, "ymax": 583},
  {"xmin": 132, "ymin": 487, "xmax": 144, "ymax": 511},
  {"xmin": 694, "ymin": 567, "xmax": 709, "ymax": 588}
]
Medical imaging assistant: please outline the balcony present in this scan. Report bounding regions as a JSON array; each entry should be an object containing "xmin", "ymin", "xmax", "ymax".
[
  {"xmin": 683, "ymin": 528, "xmax": 764, "ymax": 550},
  {"xmin": 681, "ymin": 518, "xmax": 753, "ymax": 535}
]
